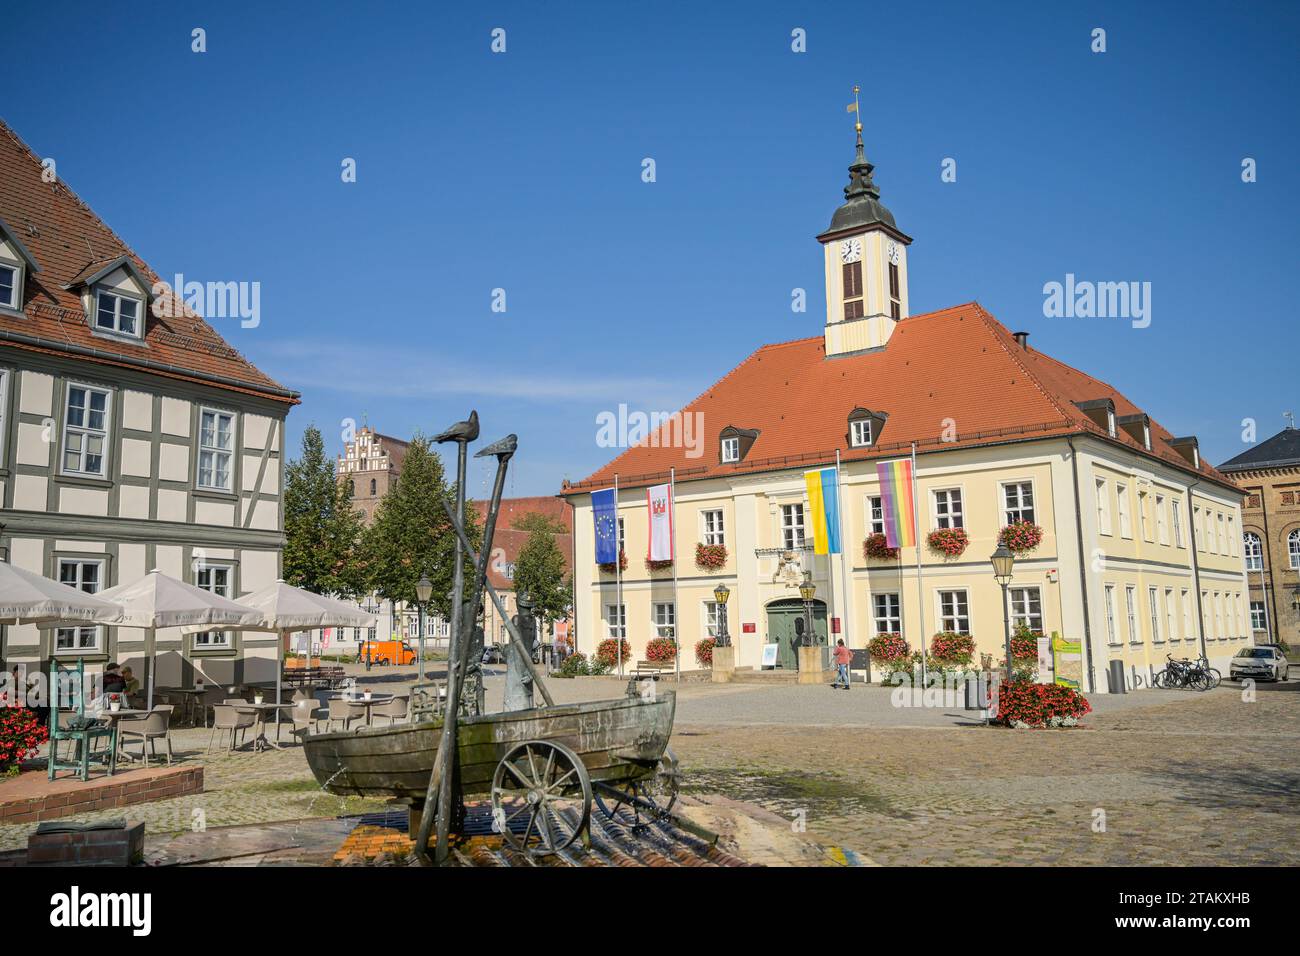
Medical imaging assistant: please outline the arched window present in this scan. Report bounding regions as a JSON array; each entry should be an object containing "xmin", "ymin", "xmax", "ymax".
[
  {"xmin": 1290, "ymin": 529, "xmax": 1300, "ymax": 570},
  {"xmin": 1244, "ymin": 532, "xmax": 1263, "ymax": 571},
  {"xmin": 370, "ymin": 478, "xmax": 377, "ymax": 496}
]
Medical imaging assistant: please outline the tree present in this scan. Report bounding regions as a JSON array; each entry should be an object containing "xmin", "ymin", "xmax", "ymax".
[
  {"xmin": 283, "ymin": 425, "xmax": 368, "ymax": 597},
  {"xmin": 363, "ymin": 437, "xmax": 481, "ymax": 621},
  {"xmin": 512, "ymin": 511, "xmax": 567, "ymax": 536},
  {"xmin": 512, "ymin": 525, "xmax": 571, "ymax": 633}
]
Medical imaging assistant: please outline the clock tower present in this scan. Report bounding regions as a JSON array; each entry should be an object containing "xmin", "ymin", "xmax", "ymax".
[{"xmin": 816, "ymin": 129, "xmax": 912, "ymax": 357}]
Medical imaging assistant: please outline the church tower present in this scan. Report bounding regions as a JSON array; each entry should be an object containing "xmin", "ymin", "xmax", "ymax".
[{"xmin": 817, "ymin": 116, "xmax": 912, "ymax": 357}]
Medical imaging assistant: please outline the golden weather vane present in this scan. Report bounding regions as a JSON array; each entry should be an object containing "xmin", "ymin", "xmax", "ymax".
[{"xmin": 846, "ymin": 85, "xmax": 863, "ymax": 145}]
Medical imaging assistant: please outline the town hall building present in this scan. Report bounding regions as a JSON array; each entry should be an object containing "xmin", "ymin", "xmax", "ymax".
[{"xmin": 561, "ymin": 131, "xmax": 1251, "ymax": 693}]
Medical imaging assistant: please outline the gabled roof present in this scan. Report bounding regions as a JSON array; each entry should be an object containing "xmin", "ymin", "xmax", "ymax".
[
  {"xmin": 0, "ymin": 214, "xmax": 41, "ymax": 272},
  {"xmin": 563, "ymin": 302, "xmax": 1238, "ymax": 495},
  {"xmin": 1219, "ymin": 427, "xmax": 1300, "ymax": 473},
  {"xmin": 0, "ymin": 118, "xmax": 296, "ymax": 404}
]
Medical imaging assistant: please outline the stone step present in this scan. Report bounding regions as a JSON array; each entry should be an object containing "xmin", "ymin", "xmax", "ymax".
[{"xmin": 728, "ymin": 668, "xmax": 836, "ymax": 684}]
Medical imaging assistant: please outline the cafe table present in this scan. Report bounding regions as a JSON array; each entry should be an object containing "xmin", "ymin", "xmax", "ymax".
[
  {"xmin": 232, "ymin": 701, "xmax": 295, "ymax": 752},
  {"xmin": 329, "ymin": 693, "xmax": 394, "ymax": 727}
]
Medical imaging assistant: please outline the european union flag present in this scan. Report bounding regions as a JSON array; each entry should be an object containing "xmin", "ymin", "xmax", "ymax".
[{"xmin": 592, "ymin": 488, "xmax": 619, "ymax": 564}]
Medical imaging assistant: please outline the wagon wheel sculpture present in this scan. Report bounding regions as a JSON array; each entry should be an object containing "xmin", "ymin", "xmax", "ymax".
[
  {"xmin": 594, "ymin": 747, "xmax": 680, "ymax": 830},
  {"xmin": 490, "ymin": 740, "xmax": 592, "ymax": 856}
]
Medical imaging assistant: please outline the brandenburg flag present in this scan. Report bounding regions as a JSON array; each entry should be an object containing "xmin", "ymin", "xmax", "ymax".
[
  {"xmin": 803, "ymin": 467, "xmax": 842, "ymax": 555},
  {"xmin": 646, "ymin": 483, "xmax": 674, "ymax": 562},
  {"xmin": 876, "ymin": 458, "xmax": 916, "ymax": 549}
]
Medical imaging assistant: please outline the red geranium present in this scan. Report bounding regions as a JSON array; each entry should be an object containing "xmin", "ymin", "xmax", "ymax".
[
  {"xmin": 695, "ymin": 543, "xmax": 728, "ymax": 571},
  {"xmin": 695, "ymin": 638, "xmax": 715, "ymax": 666},
  {"xmin": 994, "ymin": 681, "xmax": 1092, "ymax": 728},
  {"xmin": 929, "ymin": 631, "xmax": 976, "ymax": 665},
  {"xmin": 927, "ymin": 527, "xmax": 969, "ymax": 558},
  {"xmin": 598, "ymin": 550, "xmax": 629, "ymax": 573},
  {"xmin": 999, "ymin": 521, "xmax": 1044, "ymax": 554},
  {"xmin": 596, "ymin": 638, "xmax": 632, "ymax": 667},
  {"xmin": 645, "ymin": 637, "xmax": 677, "ymax": 663},
  {"xmin": 863, "ymin": 533, "xmax": 899, "ymax": 560},
  {"xmin": 867, "ymin": 632, "xmax": 910, "ymax": 663},
  {"xmin": 0, "ymin": 707, "xmax": 49, "ymax": 775}
]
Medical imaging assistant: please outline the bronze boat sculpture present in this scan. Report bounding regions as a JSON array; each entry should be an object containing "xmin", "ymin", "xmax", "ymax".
[{"xmin": 304, "ymin": 413, "xmax": 679, "ymax": 861}]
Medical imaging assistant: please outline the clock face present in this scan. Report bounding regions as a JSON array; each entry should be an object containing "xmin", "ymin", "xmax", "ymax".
[
  {"xmin": 886, "ymin": 241, "xmax": 900, "ymax": 265},
  {"xmin": 839, "ymin": 238, "xmax": 862, "ymax": 264}
]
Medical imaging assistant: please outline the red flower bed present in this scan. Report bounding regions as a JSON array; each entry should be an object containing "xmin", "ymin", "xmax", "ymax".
[
  {"xmin": 598, "ymin": 550, "xmax": 628, "ymax": 573},
  {"xmin": 929, "ymin": 631, "xmax": 975, "ymax": 665},
  {"xmin": 645, "ymin": 637, "xmax": 677, "ymax": 663},
  {"xmin": 927, "ymin": 527, "xmax": 969, "ymax": 558},
  {"xmin": 867, "ymin": 632, "xmax": 910, "ymax": 662},
  {"xmin": 695, "ymin": 543, "xmax": 728, "ymax": 571},
  {"xmin": 695, "ymin": 638, "xmax": 715, "ymax": 666},
  {"xmin": 596, "ymin": 638, "xmax": 632, "ymax": 667},
  {"xmin": 999, "ymin": 521, "xmax": 1044, "ymax": 554},
  {"xmin": 994, "ymin": 681, "xmax": 1092, "ymax": 728},
  {"xmin": 1010, "ymin": 635, "xmax": 1040, "ymax": 660},
  {"xmin": 863, "ymin": 533, "xmax": 899, "ymax": 560},
  {"xmin": 0, "ymin": 706, "xmax": 49, "ymax": 775}
]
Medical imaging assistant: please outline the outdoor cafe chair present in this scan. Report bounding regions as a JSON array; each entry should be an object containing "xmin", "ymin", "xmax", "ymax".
[
  {"xmin": 325, "ymin": 696, "xmax": 361, "ymax": 732},
  {"xmin": 286, "ymin": 696, "xmax": 324, "ymax": 743},
  {"xmin": 116, "ymin": 705, "xmax": 174, "ymax": 768},
  {"xmin": 208, "ymin": 704, "xmax": 256, "ymax": 753},
  {"xmin": 370, "ymin": 694, "xmax": 408, "ymax": 727}
]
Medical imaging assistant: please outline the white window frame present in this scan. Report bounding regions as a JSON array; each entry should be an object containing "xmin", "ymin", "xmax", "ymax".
[
  {"xmin": 1124, "ymin": 585, "xmax": 1139, "ymax": 644},
  {"xmin": 617, "ymin": 517, "xmax": 625, "ymax": 554},
  {"xmin": 781, "ymin": 503, "xmax": 806, "ymax": 550},
  {"xmin": 0, "ymin": 261, "xmax": 19, "ymax": 310},
  {"xmin": 1106, "ymin": 409, "xmax": 1116, "ymax": 437},
  {"xmin": 1103, "ymin": 584, "xmax": 1119, "ymax": 645},
  {"xmin": 652, "ymin": 602, "xmax": 676, "ymax": 640},
  {"xmin": 849, "ymin": 418, "xmax": 872, "ymax": 448},
  {"xmin": 60, "ymin": 382, "xmax": 112, "ymax": 478},
  {"xmin": 1291, "ymin": 530, "xmax": 1300, "ymax": 570},
  {"xmin": 1001, "ymin": 480, "xmax": 1036, "ymax": 525},
  {"xmin": 703, "ymin": 601, "xmax": 724, "ymax": 640},
  {"xmin": 1213, "ymin": 592, "xmax": 1224, "ymax": 640},
  {"xmin": 932, "ymin": 487, "xmax": 964, "ymax": 530},
  {"xmin": 1172, "ymin": 500, "xmax": 1184, "ymax": 548},
  {"xmin": 720, "ymin": 436, "xmax": 739, "ymax": 463},
  {"xmin": 1138, "ymin": 490, "xmax": 1151, "ymax": 542},
  {"xmin": 606, "ymin": 603, "xmax": 626, "ymax": 640},
  {"xmin": 54, "ymin": 558, "xmax": 105, "ymax": 654},
  {"xmin": 1201, "ymin": 591, "xmax": 1211, "ymax": 639},
  {"xmin": 872, "ymin": 592, "xmax": 901, "ymax": 634},
  {"xmin": 1164, "ymin": 588, "xmax": 1177, "ymax": 643},
  {"xmin": 1008, "ymin": 586, "xmax": 1043, "ymax": 633},
  {"xmin": 866, "ymin": 495, "xmax": 885, "ymax": 536},
  {"xmin": 197, "ymin": 406, "xmax": 236, "ymax": 492},
  {"xmin": 701, "ymin": 509, "xmax": 725, "ymax": 546},
  {"xmin": 1226, "ymin": 516, "xmax": 1236, "ymax": 557},
  {"xmin": 193, "ymin": 563, "xmax": 234, "ymax": 648},
  {"xmin": 937, "ymin": 589, "xmax": 970, "ymax": 634},
  {"xmin": 1250, "ymin": 600, "xmax": 1267, "ymax": 632},
  {"xmin": 1148, "ymin": 587, "xmax": 1162, "ymax": 644},
  {"xmin": 1116, "ymin": 483, "xmax": 1132, "ymax": 539},
  {"xmin": 1182, "ymin": 589, "xmax": 1193, "ymax": 641},
  {"xmin": 1244, "ymin": 532, "xmax": 1263, "ymax": 571},
  {"xmin": 1155, "ymin": 494, "xmax": 1168, "ymax": 545},
  {"xmin": 93, "ymin": 288, "xmax": 143, "ymax": 339},
  {"xmin": 1095, "ymin": 478, "xmax": 1111, "ymax": 535}
]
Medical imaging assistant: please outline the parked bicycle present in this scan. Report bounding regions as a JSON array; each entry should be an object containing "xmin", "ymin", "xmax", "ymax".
[{"xmin": 1154, "ymin": 654, "xmax": 1217, "ymax": 691}]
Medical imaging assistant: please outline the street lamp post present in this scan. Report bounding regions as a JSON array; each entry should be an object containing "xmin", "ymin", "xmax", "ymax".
[
  {"xmin": 416, "ymin": 574, "xmax": 433, "ymax": 683},
  {"xmin": 990, "ymin": 543, "xmax": 1016, "ymax": 682},
  {"xmin": 713, "ymin": 583, "xmax": 731, "ymax": 646},
  {"xmin": 799, "ymin": 573, "xmax": 817, "ymax": 647}
]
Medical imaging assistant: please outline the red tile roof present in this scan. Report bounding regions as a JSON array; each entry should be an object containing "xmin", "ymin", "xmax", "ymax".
[
  {"xmin": 0, "ymin": 118, "xmax": 297, "ymax": 405},
  {"xmin": 471, "ymin": 496, "xmax": 575, "ymax": 590},
  {"xmin": 564, "ymin": 302, "xmax": 1237, "ymax": 494}
]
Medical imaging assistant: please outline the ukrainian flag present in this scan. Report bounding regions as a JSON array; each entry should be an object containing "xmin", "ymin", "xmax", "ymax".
[{"xmin": 803, "ymin": 467, "xmax": 842, "ymax": 555}]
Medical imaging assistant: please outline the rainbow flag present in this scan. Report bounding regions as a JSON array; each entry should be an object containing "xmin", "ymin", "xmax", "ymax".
[
  {"xmin": 803, "ymin": 467, "xmax": 842, "ymax": 554},
  {"xmin": 876, "ymin": 458, "xmax": 916, "ymax": 549}
]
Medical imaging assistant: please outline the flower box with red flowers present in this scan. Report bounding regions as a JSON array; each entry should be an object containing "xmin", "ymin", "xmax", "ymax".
[
  {"xmin": 994, "ymin": 680, "xmax": 1092, "ymax": 728},
  {"xmin": 863, "ymin": 533, "xmax": 899, "ymax": 560},
  {"xmin": 695, "ymin": 543, "xmax": 728, "ymax": 571},
  {"xmin": 645, "ymin": 558, "xmax": 674, "ymax": 572},
  {"xmin": 695, "ymin": 638, "xmax": 716, "ymax": 667},
  {"xmin": 929, "ymin": 631, "xmax": 976, "ymax": 665},
  {"xmin": 927, "ymin": 527, "xmax": 969, "ymax": 558},
  {"xmin": 999, "ymin": 521, "xmax": 1044, "ymax": 554},
  {"xmin": 598, "ymin": 550, "xmax": 628, "ymax": 573},
  {"xmin": 867, "ymin": 632, "xmax": 910, "ymax": 663},
  {"xmin": 645, "ymin": 637, "xmax": 677, "ymax": 663},
  {"xmin": 596, "ymin": 638, "xmax": 632, "ymax": 667}
]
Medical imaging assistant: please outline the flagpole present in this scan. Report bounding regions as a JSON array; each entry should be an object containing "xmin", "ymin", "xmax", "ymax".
[
  {"xmin": 835, "ymin": 451, "xmax": 852, "ymax": 651},
  {"xmin": 614, "ymin": 473, "xmax": 624, "ymax": 679},
  {"xmin": 911, "ymin": 442, "xmax": 926, "ymax": 687},
  {"xmin": 670, "ymin": 467, "xmax": 681, "ymax": 683}
]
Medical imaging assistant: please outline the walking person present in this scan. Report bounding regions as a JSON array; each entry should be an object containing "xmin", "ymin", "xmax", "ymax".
[{"xmin": 832, "ymin": 639, "xmax": 852, "ymax": 690}]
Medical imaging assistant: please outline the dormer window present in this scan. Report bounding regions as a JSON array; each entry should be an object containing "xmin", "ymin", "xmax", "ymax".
[
  {"xmin": 718, "ymin": 425, "xmax": 759, "ymax": 465},
  {"xmin": 95, "ymin": 289, "xmax": 141, "ymax": 338},
  {"xmin": 0, "ymin": 263, "xmax": 17, "ymax": 310},
  {"xmin": 0, "ymin": 215, "xmax": 41, "ymax": 316},
  {"xmin": 1107, "ymin": 410, "xmax": 1116, "ymax": 437},
  {"xmin": 846, "ymin": 407, "xmax": 887, "ymax": 449},
  {"xmin": 721, "ymin": 437, "xmax": 740, "ymax": 463},
  {"xmin": 1116, "ymin": 413, "xmax": 1152, "ymax": 450},
  {"xmin": 850, "ymin": 419, "xmax": 872, "ymax": 447}
]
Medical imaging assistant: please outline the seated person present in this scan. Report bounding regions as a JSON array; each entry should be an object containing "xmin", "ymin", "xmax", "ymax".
[
  {"xmin": 101, "ymin": 663, "xmax": 127, "ymax": 695},
  {"xmin": 121, "ymin": 666, "xmax": 143, "ymax": 707}
]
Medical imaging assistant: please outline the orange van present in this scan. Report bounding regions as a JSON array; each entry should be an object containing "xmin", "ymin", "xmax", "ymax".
[{"xmin": 358, "ymin": 639, "xmax": 417, "ymax": 666}]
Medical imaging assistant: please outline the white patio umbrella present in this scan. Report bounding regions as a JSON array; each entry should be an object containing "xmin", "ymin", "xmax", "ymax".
[
  {"xmin": 0, "ymin": 560, "xmax": 125, "ymax": 626},
  {"xmin": 232, "ymin": 580, "xmax": 380, "ymax": 704},
  {"xmin": 96, "ymin": 570, "xmax": 263, "ymax": 708}
]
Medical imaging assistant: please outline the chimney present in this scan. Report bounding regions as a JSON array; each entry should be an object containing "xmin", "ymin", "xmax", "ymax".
[{"xmin": 1013, "ymin": 331, "xmax": 1030, "ymax": 349}]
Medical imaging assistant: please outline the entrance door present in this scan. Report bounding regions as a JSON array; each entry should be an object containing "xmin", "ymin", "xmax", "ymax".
[{"xmin": 765, "ymin": 598, "xmax": 828, "ymax": 669}]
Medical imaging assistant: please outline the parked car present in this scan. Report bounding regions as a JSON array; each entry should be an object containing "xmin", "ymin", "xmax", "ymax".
[{"xmin": 1229, "ymin": 645, "xmax": 1290, "ymax": 682}]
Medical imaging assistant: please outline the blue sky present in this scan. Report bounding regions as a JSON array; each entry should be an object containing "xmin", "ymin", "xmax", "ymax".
[{"xmin": 4, "ymin": 1, "xmax": 1297, "ymax": 497}]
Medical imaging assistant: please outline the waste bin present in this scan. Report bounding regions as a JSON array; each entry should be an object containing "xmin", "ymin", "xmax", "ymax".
[{"xmin": 1108, "ymin": 658, "xmax": 1127, "ymax": 694}]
